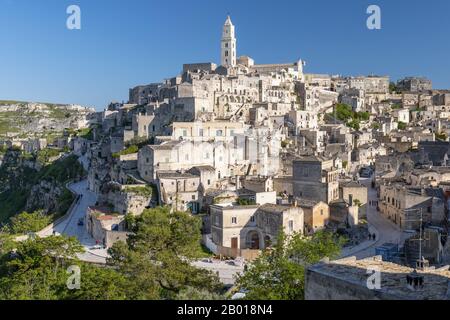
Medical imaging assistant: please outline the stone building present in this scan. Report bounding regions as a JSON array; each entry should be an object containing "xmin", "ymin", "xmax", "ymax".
[
  {"xmin": 292, "ymin": 155, "xmax": 339, "ymax": 204},
  {"xmin": 241, "ymin": 176, "xmax": 273, "ymax": 193},
  {"xmin": 210, "ymin": 203, "xmax": 303, "ymax": 251},
  {"xmin": 296, "ymin": 198, "xmax": 330, "ymax": 234},
  {"xmin": 85, "ymin": 206, "xmax": 128, "ymax": 248},
  {"xmin": 306, "ymin": 256, "xmax": 450, "ymax": 300},
  {"xmin": 340, "ymin": 181, "xmax": 368, "ymax": 219},
  {"xmin": 137, "ymin": 138, "xmax": 244, "ymax": 182},
  {"xmin": 379, "ymin": 184, "xmax": 446, "ymax": 229},
  {"xmin": 156, "ymin": 171, "xmax": 202, "ymax": 213},
  {"xmin": 99, "ymin": 182, "xmax": 154, "ymax": 216},
  {"xmin": 288, "ymin": 110, "xmax": 319, "ymax": 130},
  {"xmin": 397, "ymin": 77, "xmax": 432, "ymax": 92}
]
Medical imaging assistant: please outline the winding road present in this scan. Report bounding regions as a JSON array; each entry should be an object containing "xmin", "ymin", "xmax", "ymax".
[
  {"xmin": 40, "ymin": 156, "xmax": 107, "ymax": 264},
  {"xmin": 340, "ymin": 177, "xmax": 404, "ymax": 259}
]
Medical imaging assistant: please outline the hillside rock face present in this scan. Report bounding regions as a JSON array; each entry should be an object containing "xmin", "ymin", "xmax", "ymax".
[
  {"xmin": 0, "ymin": 149, "xmax": 84, "ymax": 221},
  {"xmin": 0, "ymin": 102, "xmax": 95, "ymax": 137},
  {"xmin": 25, "ymin": 180, "xmax": 66, "ymax": 215}
]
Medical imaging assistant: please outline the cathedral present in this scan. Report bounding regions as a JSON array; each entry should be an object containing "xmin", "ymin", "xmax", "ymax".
[{"xmin": 217, "ymin": 15, "xmax": 304, "ymax": 80}]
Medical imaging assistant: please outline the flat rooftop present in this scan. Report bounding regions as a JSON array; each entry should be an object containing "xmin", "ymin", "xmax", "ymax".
[{"xmin": 309, "ymin": 256, "xmax": 450, "ymax": 300}]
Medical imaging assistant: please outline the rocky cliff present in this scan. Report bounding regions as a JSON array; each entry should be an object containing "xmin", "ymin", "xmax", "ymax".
[
  {"xmin": 0, "ymin": 150, "xmax": 85, "ymax": 222},
  {"xmin": 0, "ymin": 101, "xmax": 95, "ymax": 137}
]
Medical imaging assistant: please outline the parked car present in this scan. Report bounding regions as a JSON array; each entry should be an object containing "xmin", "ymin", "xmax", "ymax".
[
  {"xmin": 77, "ymin": 218, "xmax": 84, "ymax": 226},
  {"xmin": 90, "ymin": 245, "xmax": 104, "ymax": 250}
]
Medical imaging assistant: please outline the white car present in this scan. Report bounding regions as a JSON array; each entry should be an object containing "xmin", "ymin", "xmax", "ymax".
[{"xmin": 90, "ymin": 245, "xmax": 104, "ymax": 250}]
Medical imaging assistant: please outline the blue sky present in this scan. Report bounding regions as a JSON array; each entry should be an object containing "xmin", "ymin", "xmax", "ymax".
[{"xmin": 0, "ymin": 0, "xmax": 449, "ymax": 110}]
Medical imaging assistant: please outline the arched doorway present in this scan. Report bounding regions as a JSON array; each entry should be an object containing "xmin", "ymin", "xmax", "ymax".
[
  {"xmin": 264, "ymin": 236, "xmax": 272, "ymax": 248},
  {"xmin": 246, "ymin": 231, "xmax": 260, "ymax": 249}
]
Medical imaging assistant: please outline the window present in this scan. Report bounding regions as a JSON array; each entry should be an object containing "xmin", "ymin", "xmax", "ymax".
[
  {"xmin": 288, "ymin": 220, "xmax": 294, "ymax": 233},
  {"xmin": 182, "ymin": 129, "xmax": 187, "ymax": 137},
  {"xmin": 192, "ymin": 195, "xmax": 196, "ymax": 200},
  {"xmin": 320, "ymin": 209, "xmax": 324, "ymax": 216},
  {"xmin": 250, "ymin": 216, "xmax": 255, "ymax": 222},
  {"xmin": 216, "ymin": 130, "xmax": 223, "ymax": 136},
  {"xmin": 146, "ymin": 157, "xmax": 149, "ymax": 163},
  {"xmin": 231, "ymin": 217, "xmax": 237, "ymax": 224},
  {"xmin": 207, "ymin": 179, "xmax": 211, "ymax": 185},
  {"xmin": 199, "ymin": 129, "xmax": 204, "ymax": 137},
  {"xmin": 225, "ymin": 51, "xmax": 228, "ymax": 57},
  {"xmin": 225, "ymin": 43, "xmax": 228, "ymax": 48}
]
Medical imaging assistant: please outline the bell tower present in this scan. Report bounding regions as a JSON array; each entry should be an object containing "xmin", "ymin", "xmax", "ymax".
[{"xmin": 221, "ymin": 15, "xmax": 236, "ymax": 67}]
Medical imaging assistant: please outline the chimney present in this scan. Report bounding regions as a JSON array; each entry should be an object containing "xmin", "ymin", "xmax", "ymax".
[
  {"xmin": 416, "ymin": 257, "xmax": 430, "ymax": 271},
  {"xmin": 406, "ymin": 270, "xmax": 424, "ymax": 291}
]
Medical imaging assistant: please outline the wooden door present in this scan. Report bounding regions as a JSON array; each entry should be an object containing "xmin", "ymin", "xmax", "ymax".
[{"xmin": 231, "ymin": 237, "xmax": 238, "ymax": 249}]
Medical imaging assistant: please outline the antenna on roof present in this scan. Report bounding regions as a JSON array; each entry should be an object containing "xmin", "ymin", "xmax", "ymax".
[{"xmin": 404, "ymin": 207, "xmax": 430, "ymax": 270}]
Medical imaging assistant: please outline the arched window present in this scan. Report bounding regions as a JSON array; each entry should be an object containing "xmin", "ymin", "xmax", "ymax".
[{"xmin": 225, "ymin": 51, "xmax": 228, "ymax": 57}]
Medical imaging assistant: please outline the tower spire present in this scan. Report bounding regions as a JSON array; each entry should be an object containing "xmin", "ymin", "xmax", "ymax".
[{"xmin": 221, "ymin": 15, "xmax": 236, "ymax": 67}]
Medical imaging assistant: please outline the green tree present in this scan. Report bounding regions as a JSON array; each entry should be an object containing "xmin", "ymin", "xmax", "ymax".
[
  {"xmin": 8, "ymin": 210, "xmax": 51, "ymax": 235},
  {"xmin": 0, "ymin": 235, "xmax": 83, "ymax": 299},
  {"xmin": 357, "ymin": 111, "xmax": 370, "ymax": 121},
  {"xmin": 0, "ymin": 233, "xmax": 130, "ymax": 300},
  {"xmin": 342, "ymin": 161, "xmax": 348, "ymax": 169},
  {"xmin": 176, "ymin": 286, "xmax": 223, "ymax": 300},
  {"xmin": 0, "ymin": 232, "xmax": 14, "ymax": 256},
  {"xmin": 389, "ymin": 82, "xmax": 397, "ymax": 93},
  {"xmin": 398, "ymin": 121, "xmax": 407, "ymax": 130},
  {"xmin": 435, "ymin": 132, "xmax": 448, "ymax": 141},
  {"xmin": 67, "ymin": 264, "xmax": 128, "ymax": 300},
  {"xmin": 371, "ymin": 123, "xmax": 381, "ymax": 130},
  {"xmin": 235, "ymin": 231, "xmax": 345, "ymax": 300},
  {"xmin": 335, "ymin": 103, "xmax": 353, "ymax": 122},
  {"xmin": 107, "ymin": 207, "xmax": 222, "ymax": 299},
  {"xmin": 353, "ymin": 199, "xmax": 362, "ymax": 207},
  {"xmin": 348, "ymin": 119, "xmax": 360, "ymax": 131}
]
